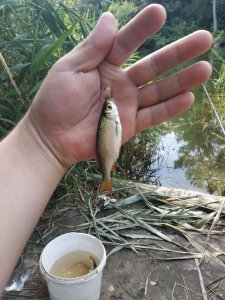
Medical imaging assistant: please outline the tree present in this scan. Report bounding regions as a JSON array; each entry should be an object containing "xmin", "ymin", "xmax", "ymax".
[{"xmin": 213, "ymin": 0, "xmax": 218, "ymax": 32}]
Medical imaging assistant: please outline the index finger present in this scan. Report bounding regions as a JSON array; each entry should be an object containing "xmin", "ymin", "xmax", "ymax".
[{"xmin": 106, "ymin": 4, "xmax": 166, "ymax": 66}]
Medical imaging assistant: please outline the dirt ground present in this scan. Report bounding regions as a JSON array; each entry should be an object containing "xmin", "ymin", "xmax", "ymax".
[
  {"xmin": 2, "ymin": 233, "xmax": 225, "ymax": 300},
  {"xmin": 2, "ymin": 183, "xmax": 225, "ymax": 300}
]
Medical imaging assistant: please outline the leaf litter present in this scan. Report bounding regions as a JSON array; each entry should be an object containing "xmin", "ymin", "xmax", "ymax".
[{"xmin": 32, "ymin": 182, "xmax": 225, "ymax": 298}]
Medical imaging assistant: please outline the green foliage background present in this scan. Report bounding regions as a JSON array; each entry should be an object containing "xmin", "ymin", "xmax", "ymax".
[{"xmin": 1, "ymin": 0, "xmax": 225, "ymax": 136}]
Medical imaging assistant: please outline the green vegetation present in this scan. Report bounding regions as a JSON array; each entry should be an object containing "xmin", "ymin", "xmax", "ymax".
[
  {"xmin": 212, "ymin": 55, "xmax": 225, "ymax": 122},
  {"xmin": 0, "ymin": 0, "xmax": 94, "ymax": 135},
  {"xmin": 118, "ymin": 128, "xmax": 162, "ymax": 183},
  {"xmin": 0, "ymin": 0, "xmax": 225, "ymax": 194}
]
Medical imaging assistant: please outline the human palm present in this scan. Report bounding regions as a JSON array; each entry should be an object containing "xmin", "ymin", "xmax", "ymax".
[{"xmin": 29, "ymin": 5, "xmax": 212, "ymax": 168}]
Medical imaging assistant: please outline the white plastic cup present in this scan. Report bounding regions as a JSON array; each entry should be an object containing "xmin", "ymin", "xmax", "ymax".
[{"xmin": 39, "ymin": 232, "xmax": 106, "ymax": 300}]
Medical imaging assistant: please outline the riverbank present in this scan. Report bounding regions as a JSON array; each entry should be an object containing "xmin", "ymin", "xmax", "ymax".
[{"xmin": 3, "ymin": 180, "xmax": 225, "ymax": 299}]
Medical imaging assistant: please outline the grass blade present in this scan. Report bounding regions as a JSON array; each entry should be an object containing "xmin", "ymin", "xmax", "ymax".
[
  {"xmin": 113, "ymin": 191, "xmax": 153, "ymax": 207},
  {"xmin": 0, "ymin": 53, "xmax": 22, "ymax": 99},
  {"xmin": 202, "ymin": 84, "xmax": 225, "ymax": 137},
  {"xmin": 30, "ymin": 24, "xmax": 76, "ymax": 75}
]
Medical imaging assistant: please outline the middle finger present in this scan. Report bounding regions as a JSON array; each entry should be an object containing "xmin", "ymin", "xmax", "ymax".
[
  {"xmin": 106, "ymin": 4, "xmax": 166, "ymax": 66},
  {"xmin": 127, "ymin": 30, "xmax": 212, "ymax": 87}
]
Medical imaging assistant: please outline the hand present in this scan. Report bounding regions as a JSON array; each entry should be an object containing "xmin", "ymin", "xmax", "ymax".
[{"xmin": 28, "ymin": 4, "xmax": 212, "ymax": 168}]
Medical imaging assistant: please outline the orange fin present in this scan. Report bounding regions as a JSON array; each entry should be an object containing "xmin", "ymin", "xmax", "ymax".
[
  {"xmin": 99, "ymin": 180, "xmax": 112, "ymax": 197},
  {"xmin": 111, "ymin": 161, "xmax": 117, "ymax": 172}
]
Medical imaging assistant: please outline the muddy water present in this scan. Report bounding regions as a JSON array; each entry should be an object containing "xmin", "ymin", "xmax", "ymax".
[{"xmin": 50, "ymin": 250, "xmax": 98, "ymax": 279}]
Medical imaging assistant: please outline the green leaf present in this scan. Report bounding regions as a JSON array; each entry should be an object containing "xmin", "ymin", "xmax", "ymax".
[
  {"xmin": 0, "ymin": 117, "xmax": 16, "ymax": 127},
  {"xmin": 113, "ymin": 191, "xmax": 153, "ymax": 207},
  {"xmin": 195, "ymin": 211, "xmax": 217, "ymax": 229},
  {"xmin": 43, "ymin": 0, "xmax": 68, "ymax": 36},
  {"xmin": 79, "ymin": 21, "xmax": 90, "ymax": 39},
  {"xmin": 30, "ymin": 24, "xmax": 76, "ymax": 75},
  {"xmin": 0, "ymin": 104, "xmax": 15, "ymax": 118},
  {"xmin": 0, "ymin": 63, "xmax": 30, "ymax": 78},
  {"xmin": 29, "ymin": 79, "xmax": 44, "ymax": 96}
]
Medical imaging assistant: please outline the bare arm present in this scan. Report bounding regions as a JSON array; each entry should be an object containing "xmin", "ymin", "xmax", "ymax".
[
  {"xmin": 0, "ymin": 4, "xmax": 212, "ymax": 292},
  {"xmin": 0, "ymin": 118, "xmax": 65, "ymax": 292}
]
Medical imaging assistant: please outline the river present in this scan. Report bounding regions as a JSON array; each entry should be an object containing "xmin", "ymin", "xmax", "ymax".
[
  {"xmin": 119, "ymin": 54, "xmax": 225, "ymax": 195},
  {"xmin": 154, "ymin": 84, "xmax": 225, "ymax": 196}
]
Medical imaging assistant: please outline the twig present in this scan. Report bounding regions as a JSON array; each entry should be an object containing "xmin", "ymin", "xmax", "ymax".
[
  {"xmin": 35, "ymin": 229, "xmax": 46, "ymax": 246},
  {"xmin": 195, "ymin": 258, "xmax": 208, "ymax": 300},
  {"xmin": 0, "ymin": 52, "xmax": 23, "ymax": 100},
  {"xmin": 200, "ymin": 197, "xmax": 225, "ymax": 264},
  {"xmin": 88, "ymin": 198, "xmax": 100, "ymax": 238},
  {"xmin": 176, "ymin": 284, "xmax": 203, "ymax": 296},
  {"xmin": 118, "ymin": 281, "xmax": 135, "ymax": 299},
  {"xmin": 37, "ymin": 227, "xmax": 55, "ymax": 244},
  {"xmin": 182, "ymin": 275, "xmax": 191, "ymax": 300},
  {"xmin": 202, "ymin": 84, "xmax": 225, "ymax": 137},
  {"xmin": 144, "ymin": 268, "xmax": 156, "ymax": 296},
  {"xmin": 78, "ymin": 187, "xmax": 86, "ymax": 203},
  {"xmin": 172, "ymin": 282, "xmax": 177, "ymax": 300},
  {"xmin": 207, "ymin": 275, "xmax": 225, "ymax": 289},
  {"xmin": 207, "ymin": 280, "xmax": 224, "ymax": 300}
]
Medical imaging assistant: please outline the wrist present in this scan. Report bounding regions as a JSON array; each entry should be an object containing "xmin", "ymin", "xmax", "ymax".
[
  {"xmin": 3, "ymin": 114, "xmax": 66, "ymax": 181},
  {"xmin": 26, "ymin": 114, "xmax": 66, "ymax": 176}
]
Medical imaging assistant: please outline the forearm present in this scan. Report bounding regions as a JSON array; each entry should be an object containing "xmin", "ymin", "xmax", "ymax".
[{"xmin": 0, "ymin": 115, "xmax": 65, "ymax": 293}]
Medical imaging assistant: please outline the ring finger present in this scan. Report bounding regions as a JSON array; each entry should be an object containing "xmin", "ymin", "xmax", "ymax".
[{"xmin": 138, "ymin": 61, "xmax": 212, "ymax": 108}]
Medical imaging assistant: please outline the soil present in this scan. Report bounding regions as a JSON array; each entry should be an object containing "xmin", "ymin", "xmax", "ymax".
[
  {"xmin": 2, "ymin": 183, "xmax": 225, "ymax": 300},
  {"xmin": 3, "ymin": 234, "xmax": 225, "ymax": 300}
]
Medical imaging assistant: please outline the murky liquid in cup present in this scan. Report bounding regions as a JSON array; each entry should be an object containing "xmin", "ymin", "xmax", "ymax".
[{"xmin": 50, "ymin": 250, "xmax": 99, "ymax": 278}]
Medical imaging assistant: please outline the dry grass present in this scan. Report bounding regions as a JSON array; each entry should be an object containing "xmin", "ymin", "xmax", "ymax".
[
  {"xmin": 32, "ymin": 179, "xmax": 225, "ymax": 268},
  {"xmin": 4, "ymin": 177, "xmax": 223, "ymax": 299}
]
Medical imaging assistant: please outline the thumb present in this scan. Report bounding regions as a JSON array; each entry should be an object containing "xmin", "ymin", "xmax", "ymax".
[{"xmin": 65, "ymin": 12, "xmax": 116, "ymax": 71}]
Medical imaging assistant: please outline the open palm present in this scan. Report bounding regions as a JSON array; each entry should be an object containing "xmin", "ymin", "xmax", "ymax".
[{"xmin": 29, "ymin": 5, "xmax": 212, "ymax": 168}]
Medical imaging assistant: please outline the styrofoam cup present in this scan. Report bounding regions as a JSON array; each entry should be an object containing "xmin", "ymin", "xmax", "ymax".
[{"xmin": 39, "ymin": 232, "xmax": 106, "ymax": 300}]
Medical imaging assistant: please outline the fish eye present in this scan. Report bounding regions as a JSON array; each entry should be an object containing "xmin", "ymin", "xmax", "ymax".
[{"xmin": 106, "ymin": 103, "xmax": 112, "ymax": 111}]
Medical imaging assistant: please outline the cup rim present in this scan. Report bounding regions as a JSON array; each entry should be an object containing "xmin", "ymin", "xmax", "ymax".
[{"xmin": 39, "ymin": 233, "xmax": 106, "ymax": 284}]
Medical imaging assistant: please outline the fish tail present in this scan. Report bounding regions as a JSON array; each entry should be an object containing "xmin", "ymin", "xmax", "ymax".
[{"xmin": 99, "ymin": 180, "xmax": 112, "ymax": 197}]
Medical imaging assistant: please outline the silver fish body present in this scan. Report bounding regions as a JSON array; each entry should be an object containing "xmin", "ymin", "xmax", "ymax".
[{"xmin": 96, "ymin": 97, "xmax": 122, "ymax": 196}]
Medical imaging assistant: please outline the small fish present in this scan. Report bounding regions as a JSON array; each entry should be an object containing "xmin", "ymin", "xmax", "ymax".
[
  {"xmin": 96, "ymin": 88, "xmax": 122, "ymax": 197},
  {"xmin": 88, "ymin": 256, "xmax": 97, "ymax": 270}
]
